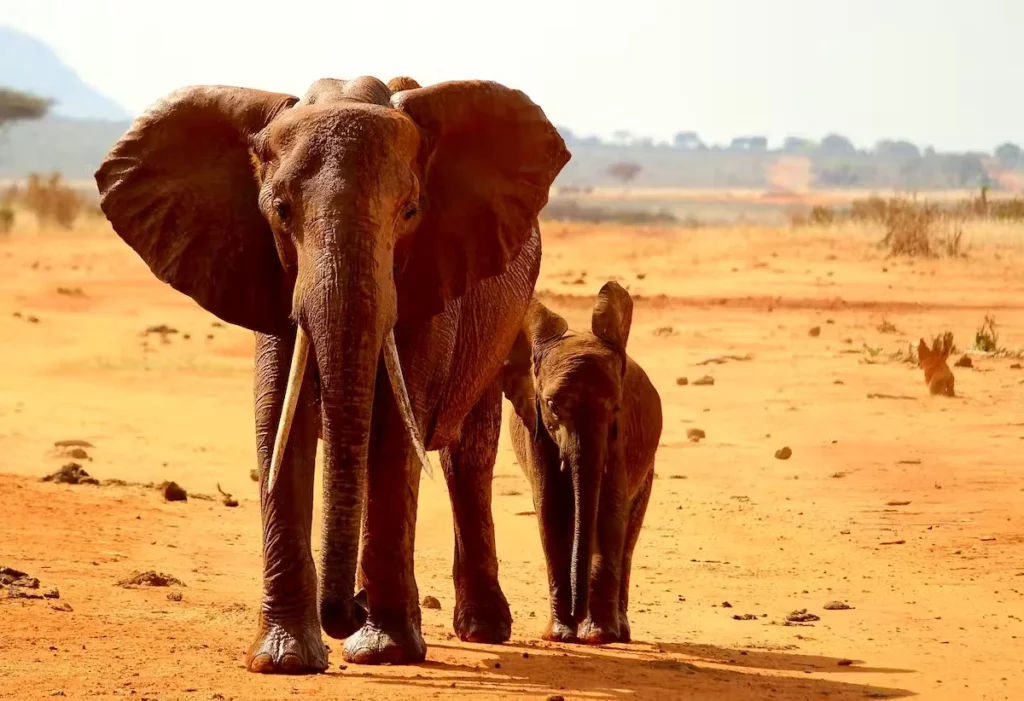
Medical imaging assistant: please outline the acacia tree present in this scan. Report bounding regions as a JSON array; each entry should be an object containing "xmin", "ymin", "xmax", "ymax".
[{"xmin": 0, "ymin": 88, "xmax": 51, "ymax": 132}]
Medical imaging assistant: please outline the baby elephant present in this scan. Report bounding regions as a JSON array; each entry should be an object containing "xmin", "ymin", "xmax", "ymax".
[{"xmin": 502, "ymin": 281, "xmax": 662, "ymax": 644}]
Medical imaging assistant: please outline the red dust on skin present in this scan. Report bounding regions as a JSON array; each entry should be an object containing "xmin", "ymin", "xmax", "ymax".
[{"xmin": 917, "ymin": 333, "xmax": 956, "ymax": 397}]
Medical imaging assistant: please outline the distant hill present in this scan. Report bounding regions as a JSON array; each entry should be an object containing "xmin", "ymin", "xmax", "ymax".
[
  {"xmin": 1, "ymin": 25, "xmax": 1022, "ymax": 192},
  {"xmin": 0, "ymin": 25, "xmax": 130, "ymax": 121}
]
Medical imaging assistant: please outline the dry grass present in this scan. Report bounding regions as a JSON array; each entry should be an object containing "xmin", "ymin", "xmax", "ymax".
[{"xmin": 2, "ymin": 173, "xmax": 93, "ymax": 231}]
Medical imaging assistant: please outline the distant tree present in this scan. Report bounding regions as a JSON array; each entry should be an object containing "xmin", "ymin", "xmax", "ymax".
[
  {"xmin": 611, "ymin": 129, "xmax": 633, "ymax": 146},
  {"xmin": 994, "ymin": 142, "xmax": 1022, "ymax": 168},
  {"xmin": 0, "ymin": 88, "xmax": 51, "ymax": 132},
  {"xmin": 819, "ymin": 133, "xmax": 856, "ymax": 155},
  {"xmin": 783, "ymin": 136, "xmax": 815, "ymax": 152},
  {"xmin": 729, "ymin": 136, "xmax": 768, "ymax": 152},
  {"xmin": 673, "ymin": 131, "xmax": 704, "ymax": 150},
  {"xmin": 729, "ymin": 137, "xmax": 750, "ymax": 151},
  {"xmin": 606, "ymin": 161, "xmax": 642, "ymax": 185},
  {"xmin": 815, "ymin": 163, "xmax": 862, "ymax": 187},
  {"xmin": 948, "ymin": 154, "xmax": 988, "ymax": 188},
  {"xmin": 635, "ymin": 136, "xmax": 655, "ymax": 148},
  {"xmin": 874, "ymin": 139, "xmax": 920, "ymax": 160}
]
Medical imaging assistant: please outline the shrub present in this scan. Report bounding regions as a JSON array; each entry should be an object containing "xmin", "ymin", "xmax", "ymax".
[{"xmin": 12, "ymin": 173, "xmax": 86, "ymax": 230}]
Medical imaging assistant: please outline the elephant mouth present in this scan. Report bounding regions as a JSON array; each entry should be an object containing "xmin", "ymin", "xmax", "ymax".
[{"xmin": 266, "ymin": 324, "xmax": 432, "ymax": 493}]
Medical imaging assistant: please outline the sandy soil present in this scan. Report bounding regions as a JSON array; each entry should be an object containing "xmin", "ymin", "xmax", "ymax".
[{"xmin": 2, "ymin": 218, "xmax": 1023, "ymax": 700}]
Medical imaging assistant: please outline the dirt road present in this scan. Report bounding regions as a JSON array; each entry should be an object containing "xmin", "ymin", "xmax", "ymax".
[{"xmin": 2, "ymin": 220, "xmax": 1022, "ymax": 700}]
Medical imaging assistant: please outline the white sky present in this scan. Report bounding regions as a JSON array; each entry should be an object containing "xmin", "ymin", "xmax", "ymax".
[{"xmin": 2, "ymin": 0, "xmax": 1021, "ymax": 151}]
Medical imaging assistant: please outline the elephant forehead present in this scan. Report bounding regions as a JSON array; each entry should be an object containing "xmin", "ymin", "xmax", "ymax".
[
  {"xmin": 543, "ymin": 337, "xmax": 620, "ymax": 399},
  {"xmin": 267, "ymin": 103, "xmax": 422, "ymax": 162}
]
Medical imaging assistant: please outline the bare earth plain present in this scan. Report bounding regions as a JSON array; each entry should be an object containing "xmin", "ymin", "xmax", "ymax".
[{"xmin": 2, "ymin": 211, "xmax": 1023, "ymax": 700}]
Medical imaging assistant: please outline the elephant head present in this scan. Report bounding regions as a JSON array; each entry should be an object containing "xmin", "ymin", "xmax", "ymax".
[
  {"xmin": 96, "ymin": 75, "xmax": 569, "ymax": 630},
  {"xmin": 502, "ymin": 281, "xmax": 633, "ymax": 623}
]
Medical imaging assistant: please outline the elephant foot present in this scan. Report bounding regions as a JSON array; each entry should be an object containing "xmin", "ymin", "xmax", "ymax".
[
  {"xmin": 319, "ymin": 591, "xmax": 368, "ymax": 640},
  {"xmin": 618, "ymin": 613, "xmax": 632, "ymax": 643},
  {"xmin": 342, "ymin": 619, "xmax": 426, "ymax": 665},
  {"xmin": 454, "ymin": 587, "xmax": 512, "ymax": 644},
  {"xmin": 578, "ymin": 616, "xmax": 623, "ymax": 645},
  {"xmin": 542, "ymin": 617, "xmax": 578, "ymax": 643},
  {"xmin": 246, "ymin": 617, "xmax": 329, "ymax": 674}
]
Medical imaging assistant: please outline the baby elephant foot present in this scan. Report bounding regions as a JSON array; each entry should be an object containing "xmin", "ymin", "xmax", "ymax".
[
  {"xmin": 454, "ymin": 587, "xmax": 512, "ymax": 644},
  {"xmin": 342, "ymin": 618, "xmax": 427, "ymax": 665},
  {"xmin": 542, "ymin": 617, "xmax": 578, "ymax": 643},
  {"xmin": 578, "ymin": 616, "xmax": 623, "ymax": 645},
  {"xmin": 246, "ymin": 616, "xmax": 329, "ymax": 674}
]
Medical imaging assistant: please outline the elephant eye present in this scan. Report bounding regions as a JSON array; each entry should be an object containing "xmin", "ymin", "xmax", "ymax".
[
  {"xmin": 272, "ymin": 197, "xmax": 291, "ymax": 224},
  {"xmin": 403, "ymin": 202, "xmax": 419, "ymax": 221},
  {"xmin": 546, "ymin": 399, "xmax": 558, "ymax": 419}
]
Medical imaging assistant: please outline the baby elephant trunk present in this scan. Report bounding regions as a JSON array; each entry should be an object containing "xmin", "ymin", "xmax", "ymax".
[{"xmin": 569, "ymin": 434, "xmax": 603, "ymax": 623}]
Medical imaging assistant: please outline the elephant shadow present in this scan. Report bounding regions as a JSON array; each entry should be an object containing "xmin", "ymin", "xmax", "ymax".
[{"xmin": 361, "ymin": 639, "xmax": 915, "ymax": 700}]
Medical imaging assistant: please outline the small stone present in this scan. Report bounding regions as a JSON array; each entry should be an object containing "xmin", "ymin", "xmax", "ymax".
[
  {"xmin": 546, "ymin": 696, "xmax": 565, "ymax": 701},
  {"xmin": 775, "ymin": 447, "xmax": 793, "ymax": 460},
  {"xmin": 786, "ymin": 609, "xmax": 820, "ymax": 623},
  {"xmin": 721, "ymin": 601, "xmax": 733, "ymax": 608},
  {"xmin": 675, "ymin": 377, "xmax": 689, "ymax": 386},
  {"xmin": 167, "ymin": 591, "xmax": 183, "ymax": 602},
  {"xmin": 837, "ymin": 659, "xmax": 853, "ymax": 666},
  {"xmin": 421, "ymin": 595, "xmax": 441, "ymax": 610},
  {"xmin": 808, "ymin": 326, "xmax": 821, "ymax": 337},
  {"xmin": 249, "ymin": 469, "xmax": 260, "ymax": 482},
  {"xmin": 50, "ymin": 602, "xmax": 73, "ymax": 612},
  {"xmin": 954, "ymin": 356, "xmax": 972, "ymax": 368},
  {"xmin": 43, "ymin": 588, "xmax": 60, "ymax": 599},
  {"xmin": 692, "ymin": 375, "xmax": 715, "ymax": 386},
  {"xmin": 823, "ymin": 601, "xmax": 853, "ymax": 610},
  {"xmin": 1011, "ymin": 363, "xmax": 1022, "ymax": 369},
  {"xmin": 686, "ymin": 428, "xmax": 705, "ymax": 443},
  {"xmin": 732, "ymin": 613, "xmax": 758, "ymax": 620},
  {"xmin": 159, "ymin": 481, "xmax": 187, "ymax": 502},
  {"xmin": 42, "ymin": 463, "xmax": 98, "ymax": 486}
]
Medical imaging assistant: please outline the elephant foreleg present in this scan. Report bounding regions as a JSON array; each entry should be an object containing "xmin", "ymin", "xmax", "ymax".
[
  {"xmin": 342, "ymin": 362, "xmax": 426, "ymax": 665},
  {"xmin": 246, "ymin": 331, "xmax": 326, "ymax": 674},
  {"xmin": 440, "ymin": 379, "xmax": 512, "ymax": 644},
  {"xmin": 579, "ymin": 465, "xmax": 629, "ymax": 645},
  {"xmin": 617, "ymin": 469, "xmax": 654, "ymax": 643}
]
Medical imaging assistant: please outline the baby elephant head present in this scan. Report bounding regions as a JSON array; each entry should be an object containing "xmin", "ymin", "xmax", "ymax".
[
  {"xmin": 917, "ymin": 332, "xmax": 955, "ymax": 397},
  {"xmin": 502, "ymin": 281, "xmax": 633, "ymax": 622}
]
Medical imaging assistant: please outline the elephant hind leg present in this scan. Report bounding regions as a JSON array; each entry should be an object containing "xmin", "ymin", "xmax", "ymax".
[
  {"xmin": 246, "ymin": 331, "xmax": 327, "ymax": 674},
  {"xmin": 617, "ymin": 468, "xmax": 654, "ymax": 643},
  {"xmin": 440, "ymin": 379, "xmax": 512, "ymax": 644}
]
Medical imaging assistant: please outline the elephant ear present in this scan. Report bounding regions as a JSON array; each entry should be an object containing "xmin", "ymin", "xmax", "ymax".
[
  {"xmin": 502, "ymin": 298, "xmax": 568, "ymax": 435},
  {"xmin": 392, "ymin": 81, "xmax": 570, "ymax": 321},
  {"xmin": 95, "ymin": 86, "xmax": 299, "ymax": 335},
  {"xmin": 592, "ymin": 281, "xmax": 633, "ymax": 370}
]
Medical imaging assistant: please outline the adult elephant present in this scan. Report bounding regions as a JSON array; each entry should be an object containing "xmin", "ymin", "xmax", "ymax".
[{"xmin": 94, "ymin": 76, "xmax": 569, "ymax": 673}]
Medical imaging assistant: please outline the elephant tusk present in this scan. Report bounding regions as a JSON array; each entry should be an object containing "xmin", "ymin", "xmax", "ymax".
[
  {"xmin": 383, "ymin": 329, "xmax": 434, "ymax": 479},
  {"xmin": 267, "ymin": 325, "xmax": 310, "ymax": 493}
]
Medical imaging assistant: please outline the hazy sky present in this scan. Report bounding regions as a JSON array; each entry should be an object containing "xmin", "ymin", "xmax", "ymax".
[{"xmin": 2, "ymin": 0, "xmax": 1020, "ymax": 151}]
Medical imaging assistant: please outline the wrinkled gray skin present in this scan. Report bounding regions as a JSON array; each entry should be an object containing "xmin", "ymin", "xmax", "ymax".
[
  {"xmin": 503, "ymin": 282, "xmax": 662, "ymax": 644},
  {"xmin": 94, "ymin": 75, "xmax": 569, "ymax": 673}
]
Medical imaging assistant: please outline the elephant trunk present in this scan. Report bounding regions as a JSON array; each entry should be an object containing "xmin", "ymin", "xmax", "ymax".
[
  {"xmin": 309, "ymin": 258, "xmax": 381, "ymax": 640},
  {"xmin": 569, "ymin": 433, "xmax": 603, "ymax": 624}
]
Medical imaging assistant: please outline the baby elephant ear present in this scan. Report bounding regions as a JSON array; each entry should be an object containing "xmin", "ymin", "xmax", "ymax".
[
  {"xmin": 525, "ymin": 297, "xmax": 568, "ymax": 351},
  {"xmin": 592, "ymin": 281, "xmax": 633, "ymax": 354}
]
